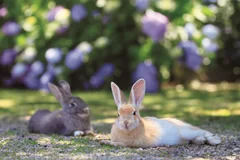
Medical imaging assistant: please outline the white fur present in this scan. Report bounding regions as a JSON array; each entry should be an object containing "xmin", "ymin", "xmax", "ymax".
[
  {"xmin": 145, "ymin": 117, "xmax": 182, "ymax": 146},
  {"xmin": 144, "ymin": 117, "xmax": 221, "ymax": 146},
  {"xmin": 74, "ymin": 130, "xmax": 84, "ymax": 136}
]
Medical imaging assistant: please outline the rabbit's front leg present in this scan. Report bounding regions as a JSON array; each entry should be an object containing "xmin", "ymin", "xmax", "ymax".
[{"xmin": 73, "ymin": 130, "xmax": 85, "ymax": 136}]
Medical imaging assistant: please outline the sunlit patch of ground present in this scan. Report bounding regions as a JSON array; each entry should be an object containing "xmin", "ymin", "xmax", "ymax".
[{"xmin": 0, "ymin": 84, "xmax": 239, "ymax": 159}]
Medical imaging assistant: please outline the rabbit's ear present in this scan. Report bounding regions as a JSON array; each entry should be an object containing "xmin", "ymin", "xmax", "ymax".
[
  {"xmin": 59, "ymin": 80, "xmax": 72, "ymax": 95},
  {"xmin": 48, "ymin": 82, "xmax": 63, "ymax": 101},
  {"xmin": 129, "ymin": 79, "xmax": 146, "ymax": 108},
  {"xmin": 111, "ymin": 82, "xmax": 126, "ymax": 109}
]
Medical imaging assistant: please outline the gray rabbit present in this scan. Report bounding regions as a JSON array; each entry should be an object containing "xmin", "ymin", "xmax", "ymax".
[{"xmin": 28, "ymin": 80, "xmax": 93, "ymax": 136}]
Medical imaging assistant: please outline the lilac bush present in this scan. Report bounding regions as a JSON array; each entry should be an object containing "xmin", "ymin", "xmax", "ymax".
[
  {"xmin": 202, "ymin": 24, "xmax": 220, "ymax": 40},
  {"xmin": 23, "ymin": 73, "xmax": 40, "ymax": 89},
  {"xmin": 178, "ymin": 41, "xmax": 203, "ymax": 71},
  {"xmin": 65, "ymin": 50, "xmax": 83, "ymax": 70},
  {"xmin": 132, "ymin": 61, "xmax": 159, "ymax": 93},
  {"xmin": 0, "ymin": 49, "xmax": 17, "ymax": 66},
  {"xmin": 1, "ymin": 21, "xmax": 20, "ymax": 36},
  {"xmin": 0, "ymin": 1, "xmax": 233, "ymax": 90},
  {"xmin": 11, "ymin": 63, "xmax": 27, "ymax": 78},
  {"xmin": 31, "ymin": 61, "xmax": 44, "ymax": 76},
  {"xmin": 39, "ymin": 71, "xmax": 55, "ymax": 91},
  {"xmin": 71, "ymin": 4, "xmax": 87, "ymax": 22},
  {"xmin": 135, "ymin": 0, "xmax": 149, "ymax": 11},
  {"xmin": 184, "ymin": 23, "xmax": 196, "ymax": 37},
  {"xmin": 141, "ymin": 10, "xmax": 168, "ymax": 42},
  {"xmin": 202, "ymin": 38, "xmax": 219, "ymax": 53},
  {"xmin": 89, "ymin": 63, "xmax": 114, "ymax": 88},
  {"xmin": 45, "ymin": 48, "xmax": 62, "ymax": 64}
]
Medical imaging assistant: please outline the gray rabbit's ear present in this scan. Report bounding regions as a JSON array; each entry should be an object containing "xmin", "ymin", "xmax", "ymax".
[
  {"xmin": 48, "ymin": 82, "xmax": 63, "ymax": 101},
  {"xmin": 111, "ymin": 82, "xmax": 126, "ymax": 109},
  {"xmin": 59, "ymin": 80, "xmax": 72, "ymax": 95},
  {"xmin": 129, "ymin": 79, "xmax": 146, "ymax": 108}
]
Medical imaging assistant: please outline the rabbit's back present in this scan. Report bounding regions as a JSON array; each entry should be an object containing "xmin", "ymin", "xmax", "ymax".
[
  {"xmin": 39, "ymin": 110, "xmax": 66, "ymax": 135},
  {"xmin": 28, "ymin": 109, "xmax": 51, "ymax": 133}
]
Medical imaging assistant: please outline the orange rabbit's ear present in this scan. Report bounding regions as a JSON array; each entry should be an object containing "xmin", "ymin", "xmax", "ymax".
[
  {"xmin": 111, "ymin": 82, "xmax": 126, "ymax": 109},
  {"xmin": 129, "ymin": 79, "xmax": 146, "ymax": 108}
]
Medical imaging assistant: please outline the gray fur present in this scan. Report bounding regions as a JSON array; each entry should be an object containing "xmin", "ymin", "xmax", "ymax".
[{"xmin": 28, "ymin": 80, "xmax": 92, "ymax": 136}]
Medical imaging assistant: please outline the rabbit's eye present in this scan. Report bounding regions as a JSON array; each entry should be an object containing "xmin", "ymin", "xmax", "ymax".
[
  {"xmin": 133, "ymin": 111, "xmax": 136, "ymax": 115},
  {"xmin": 69, "ymin": 102, "xmax": 77, "ymax": 107},
  {"xmin": 117, "ymin": 113, "xmax": 120, "ymax": 117}
]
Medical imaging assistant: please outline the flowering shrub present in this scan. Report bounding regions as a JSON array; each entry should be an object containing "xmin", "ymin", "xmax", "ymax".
[{"xmin": 0, "ymin": 0, "xmax": 239, "ymax": 92}]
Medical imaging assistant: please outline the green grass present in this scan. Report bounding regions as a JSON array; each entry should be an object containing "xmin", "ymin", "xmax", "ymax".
[{"xmin": 0, "ymin": 86, "xmax": 239, "ymax": 159}]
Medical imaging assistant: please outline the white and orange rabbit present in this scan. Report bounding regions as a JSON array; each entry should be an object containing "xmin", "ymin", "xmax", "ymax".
[{"xmin": 101, "ymin": 79, "xmax": 221, "ymax": 148}]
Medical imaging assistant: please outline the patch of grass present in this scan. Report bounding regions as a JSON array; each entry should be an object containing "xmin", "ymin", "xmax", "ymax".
[{"xmin": 0, "ymin": 86, "xmax": 239, "ymax": 159}]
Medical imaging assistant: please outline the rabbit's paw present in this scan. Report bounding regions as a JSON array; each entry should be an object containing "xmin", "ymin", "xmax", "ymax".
[
  {"xmin": 206, "ymin": 134, "xmax": 221, "ymax": 145},
  {"xmin": 74, "ymin": 130, "xmax": 84, "ymax": 136}
]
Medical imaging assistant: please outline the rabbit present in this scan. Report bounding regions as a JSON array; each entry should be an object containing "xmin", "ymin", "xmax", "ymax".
[
  {"xmin": 28, "ymin": 80, "xmax": 93, "ymax": 136},
  {"xmin": 101, "ymin": 79, "xmax": 221, "ymax": 148}
]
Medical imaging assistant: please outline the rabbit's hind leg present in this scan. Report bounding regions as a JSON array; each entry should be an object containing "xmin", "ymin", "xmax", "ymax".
[{"xmin": 179, "ymin": 126, "xmax": 221, "ymax": 145}]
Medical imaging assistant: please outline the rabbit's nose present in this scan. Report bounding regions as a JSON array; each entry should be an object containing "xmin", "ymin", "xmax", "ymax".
[
  {"xmin": 83, "ymin": 108, "xmax": 89, "ymax": 113},
  {"xmin": 124, "ymin": 121, "xmax": 129, "ymax": 128}
]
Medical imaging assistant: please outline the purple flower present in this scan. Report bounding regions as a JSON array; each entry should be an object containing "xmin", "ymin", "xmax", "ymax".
[
  {"xmin": 71, "ymin": 4, "xmax": 87, "ymax": 22},
  {"xmin": 184, "ymin": 23, "xmax": 196, "ymax": 37},
  {"xmin": 141, "ymin": 10, "xmax": 168, "ymax": 42},
  {"xmin": 31, "ymin": 61, "xmax": 44, "ymax": 76},
  {"xmin": 202, "ymin": 38, "xmax": 219, "ymax": 53},
  {"xmin": 1, "ymin": 21, "xmax": 21, "ymax": 36},
  {"xmin": 39, "ymin": 71, "xmax": 55, "ymax": 91},
  {"xmin": 89, "ymin": 75, "xmax": 104, "ymax": 89},
  {"xmin": 56, "ymin": 25, "xmax": 69, "ymax": 34},
  {"xmin": 47, "ymin": 6, "xmax": 64, "ymax": 22},
  {"xmin": 132, "ymin": 61, "xmax": 159, "ymax": 93},
  {"xmin": 0, "ymin": 49, "xmax": 17, "ymax": 66},
  {"xmin": 65, "ymin": 49, "xmax": 83, "ymax": 70},
  {"xmin": 178, "ymin": 41, "xmax": 203, "ymax": 71},
  {"xmin": 23, "ymin": 73, "xmax": 40, "ymax": 89},
  {"xmin": 89, "ymin": 63, "xmax": 115, "ymax": 88},
  {"xmin": 47, "ymin": 64, "xmax": 63, "ymax": 75},
  {"xmin": 202, "ymin": 24, "xmax": 220, "ymax": 40},
  {"xmin": 0, "ymin": 7, "xmax": 8, "ymax": 17},
  {"xmin": 45, "ymin": 48, "xmax": 62, "ymax": 64},
  {"xmin": 135, "ymin": 0, "xmax": 149, "ymax": 11},
  {"xmin": 11, "ymin": 63, "xmax": 27, "ymax": 78}
]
